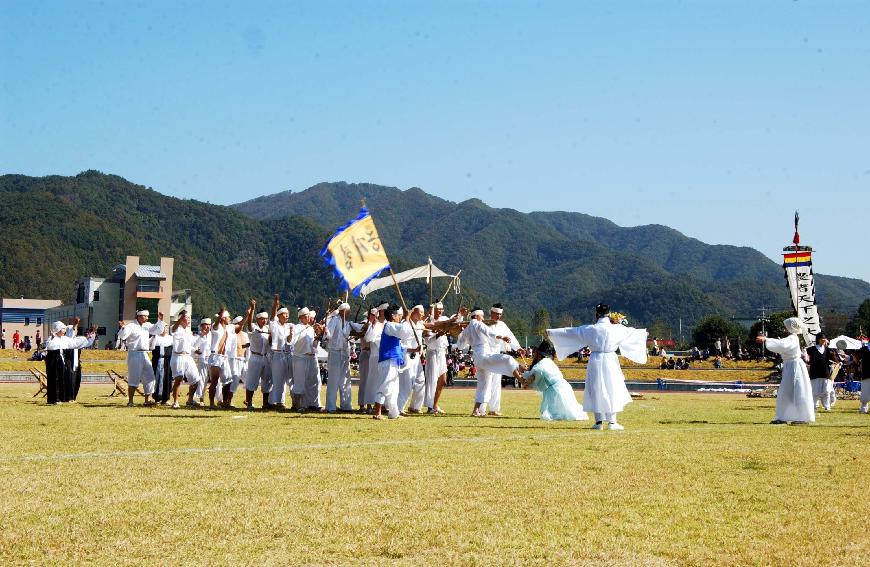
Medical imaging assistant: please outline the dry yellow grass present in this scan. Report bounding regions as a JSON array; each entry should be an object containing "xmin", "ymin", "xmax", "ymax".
[{"xmin": 0, "ymin": 383, "xmax": 868, "ymax": 566}]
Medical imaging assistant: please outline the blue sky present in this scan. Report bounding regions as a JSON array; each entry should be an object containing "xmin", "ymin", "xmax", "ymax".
[{"xmin": 2, "ymin": 1, "xmax": 869, "ymax": 283}]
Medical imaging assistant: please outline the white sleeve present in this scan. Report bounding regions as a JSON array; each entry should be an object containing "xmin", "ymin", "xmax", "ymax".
[
  {"xmin": 384, "ymin": 321, "xmax": 414, "ymax": 340},
  {"xmin": 349, "ymin": 321, "xmax": 365, "ymax": 332},
  {"xmin": 764, "ymin": 336, "xmax": 793, "ymax": 356},
  {"xmin": 118, "ymin": 325, "xmax": 132, "ymax": 341},
  {"xmin": 70, "ymin": 335, "xmax": 94, "ymax": 349},
  {"xmin": 617, "ymin": 327, "xmax": 648, "ymax": 364},
  {"xmin": 546, "ymin": 326, "xmax": 589, "ymax": 361}
]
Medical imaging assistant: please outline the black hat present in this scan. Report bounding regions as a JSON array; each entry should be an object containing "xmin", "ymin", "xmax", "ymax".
[
  {"xmin": 595, "ymin": 303, "xmax": 610, "ymax": 317},
  {"xmin": 537, "ymin": 339, "xmax": 556, "ymax": 358}
]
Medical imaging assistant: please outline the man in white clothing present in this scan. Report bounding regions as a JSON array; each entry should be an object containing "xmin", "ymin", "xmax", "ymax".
[
  {"xmin": 192, "ymin": 318, "xmax": 211, "ymax": 404},
  {"xmin": 464, "ymin": 307, "xmax": 524, "ymax": 417},
  {"xmin": 117, "ymin": 310, "xmax": 164, "ymax": 407},
  {"xmin": 268, "ymin": 295, "xmax": 294, "ymax": 410},
  {"xmin": 243, "ymin": 299, "xmax": 272, "ymax": 410},
  {"xmin": 374, "ymin": 305, "xmax": 416, "ymax": 419},
  {"xmin": 356, "ymin": 308, "xmax": 378, "ymax": 412},
  {"xmin": 484, "ymin": 303, "xmax": 521, "ymax": 416},
  {"xmin": 293, "ymin": 308, "xmax": 324, "ymax": 411},
  {"xmin": 223, "ymin": 310, "xmax": 252, "ymax": 408},
  {"xmin": 398, "ymin": 305, "xmax": 426, "ymax": 414},
  {"xmin": 363, "ymin": 304, "xmax": 388, "ymax": 409},
  {"xmin": 547, "ymin": 304, "xmax": 648, "ymax": 430},
  {"xmin": 422, "ymin": 302, "xmax": 464, "ymax": 415},
  {"xmin": 164, "ymin": 311, "xmax": 202, "ymax": 408},
  {"xmin": 324, "ymin": 302, "xmax": 365, "ymax": 413}
]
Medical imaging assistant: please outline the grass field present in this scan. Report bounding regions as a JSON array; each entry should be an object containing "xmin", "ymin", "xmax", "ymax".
[{"xmin": 1, "ymin": 383, "xmax": 868, "ymax": 566}]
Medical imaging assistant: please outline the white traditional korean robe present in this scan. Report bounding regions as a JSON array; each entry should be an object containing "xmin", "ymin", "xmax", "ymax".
[
  {"xmin": 763, "ymin": 334, "xmax": 815, "ymax": 423},
  {"xmin": 548, "ymin": 318, "xmax": 647, "ymax": 418},
  {"xmin": 363, "ymin": 320, "xmax": 384, "ymax": 405}
]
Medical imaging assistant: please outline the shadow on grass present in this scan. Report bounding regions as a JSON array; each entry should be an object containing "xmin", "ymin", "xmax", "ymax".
[{"xmin": 137, "ymin": 414, "xmax": 220, "ymax": 419}]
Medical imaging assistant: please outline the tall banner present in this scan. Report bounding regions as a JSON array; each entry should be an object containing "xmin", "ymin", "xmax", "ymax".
[
  {"xmin": 321, "ymin": 207, "xmax": 391, "ymax": 296},
  {"xmin": 782, "ymin": 212, "xmax": 821, "ymax": 344}
]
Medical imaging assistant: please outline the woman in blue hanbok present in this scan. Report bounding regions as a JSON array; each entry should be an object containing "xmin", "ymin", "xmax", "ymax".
[{"xmin": 521, "ymin": 340, "xmax": 587, "ymax": 421}]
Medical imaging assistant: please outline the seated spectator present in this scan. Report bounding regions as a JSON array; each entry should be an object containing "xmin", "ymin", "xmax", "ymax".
[
  {"xmin": 713, "ymin": 355, "xmax": 722, "ymax": 369},
  {"xmin": 666, "ymin": 358, "xmax": 676, "ymax": 370},
  {"xmin": 660, "ymin": 356, "xmax": 668, "ymax": 370}
]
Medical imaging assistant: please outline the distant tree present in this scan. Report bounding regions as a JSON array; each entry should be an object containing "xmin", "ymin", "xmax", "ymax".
[
  {"xmin": 692, "ymin": 315, "xmax": 747, "ymax": 349},
  {"xmin": 556, "ymin": 313, "xmax": 574, "ymax": 328},
  {"xmin": 846, "ymin": 299, "xmax": 870, "ymax": 338},
  {"xmin": 509, "ymin": 317, "xmax": 529, "ymax": 344},
  {"xmin": 819, "ymin": 309, "xmax": 850, "ymax": 338},
  {"xmin": 748, "ymin": 311, "xmax": 793, "ymax": 340},
  {"xmin": 647, "ymin": 318, "xmax": 672, "ymax": 341},
  {"xmin": 530, "ymin": 309, "xmax": 550, "ymax": 340}
]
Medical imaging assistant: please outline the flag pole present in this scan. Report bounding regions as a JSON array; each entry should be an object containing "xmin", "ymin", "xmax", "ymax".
[
  {"xmin": 428, "ymin": 257, "xmax": 433, "ymax": 308},
  {"xmin": 389, "ymin": 267, "xmax": 422, "ymax": 351}
]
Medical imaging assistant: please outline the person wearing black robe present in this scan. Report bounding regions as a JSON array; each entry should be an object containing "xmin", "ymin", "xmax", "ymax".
[
  {"xmin": 43, "ymin": 320, "xmax": 95, "ymax": 404},
  {"xmin": 151, "ymin": 327, "xmax": 174, "ymax": 404}
]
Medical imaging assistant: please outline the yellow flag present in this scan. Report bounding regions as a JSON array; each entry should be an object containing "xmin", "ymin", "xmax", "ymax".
[{"xmin": 321, "ymin": 208, "xmax": 391, "ymax": 294}]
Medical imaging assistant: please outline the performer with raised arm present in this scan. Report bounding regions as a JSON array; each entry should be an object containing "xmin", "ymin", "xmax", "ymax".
[
  {"xmin": 423, "ymin": 302, "xmax": 460, "ymax": 415},
  {"xmin": 243, "ymin": 299, "xmax": 273, "ymax": 411},
  {"xmin": 268, "ymin": 295, "xmax": 294, "ymax": 410},
  {"xmin": 192, "ymin": 317, "xmax": 211, "ymax": 405},
  {"xmin": 398, "ymin": 305, "xmax": 426, "ymax": 414},
  {"xmin": 44, "ymin": 319, "xmax": 95, "ymax": 404},
  {"xmin": 163, "ymin": 310, "xmax": 202, "ymax": 409},
  {"xmin": 520, "ymin": 339, "xmax": 586, "ymax": 421},
  {"xmin": 373, "ymin": 304, "xmax": 416, "ymax": 420},
  {"xmin": 118, "ymin": 310, "xmax": 164, "ymax": 407},
  {"xmin": 223, "ymin": 309, "xmax": 252, "ymax": 408},
  {"xmin": 206, "ymin": 309, "xmax": 233, "ymax": 408},
  {"xmin": 464, "ymin": 306, "xmax": 525, "ymax": 417},
  {"xmin": 151, "ymin": 322, "xmax": 174, "ymax": 405},
  {"xmin": 756, "ymin": 317, "xmax": 815, "ymax": 424},
  {"xmin": 63, "ymin": 317, "xmax": 90, "ymax": 402},
  {"xmin": 547, "ymin": 304, "xmax": 647, "ymax": 430},
  {"xmin": 324, "ymin": 302, "xmax": 365, "ymax": 413},
  {"xmin": 292, "ymin": 307, "xmax": 322, "ymax": 412},
  {"xmin": 484, "ymin": 303, "xmax": 520, "ymax": 416}
]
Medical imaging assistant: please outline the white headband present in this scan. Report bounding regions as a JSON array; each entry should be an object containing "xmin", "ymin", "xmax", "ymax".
[
  {"xmin": 297, "ymin": 307, "xmax": 310, "ymax": 317},
  {"xmin": 256, "ymin": 311, "xmax": 269, "ymax": 319},
  {"xmin": 277, "ymin": 307, "xmax": 289, "ymax": 316},
  {"xmin": 411, "ymin": 305, "xmax": 424, "ymax": 313},
  {"xmin": 395, "ymin": 308, "xmax": 404, "ymax": 316},
  {"xmin": 231, "ymin": 316, "xmax": 243, "ymax": 324},
  {"xmin": 136, "ymin": 310, "xmax": 149, "ymax": 316},
  {"xmin": 370, "ymin": 308, "xmax": 379, "ymax": 315},
  {"xmin": 432, "ymin": 302, "xmax": 444, "ymax": 309},
  {"xmin": 200, "ymin": 318, "xmax": 212, "ymax": 325},
  {"xmin": 471, "ymin": 309, "xmax": 484, "ymax": 317},
  {"xmin": 377, "ymin": 303, "xmax": 389, "ymax": 310},
  {"xmin": 221, "ymin": 310, "xmax": 230, "ymax": 318},
  {"xmin": 490, "ymin": 307, "xmax": 503, "ymax": 314},
  {"xmin": 51, "ymin": 321, "xmax": 67, "ymax": 333},
  {"xmin": 338, "ymin": 302, "xmax": 350, "ymax": 311}
]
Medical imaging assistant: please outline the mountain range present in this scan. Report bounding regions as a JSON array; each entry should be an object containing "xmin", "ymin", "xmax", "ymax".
[
  {"xmin": 233, "ymin": 181, "xmax": 870, "ymax": 329},
  {"xmin": 1, "ymin": 172, "xmax": 867, "ymax": 337}
]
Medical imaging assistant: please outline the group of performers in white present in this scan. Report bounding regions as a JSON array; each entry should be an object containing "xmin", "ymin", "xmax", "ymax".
[{"xmin": 42, "ymin": 299, "xmax": 870, "ymax": 427}]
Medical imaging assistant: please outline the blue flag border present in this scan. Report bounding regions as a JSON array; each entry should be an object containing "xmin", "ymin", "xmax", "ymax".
[{"xmin": 320, "ymin": 206, "xmax": 391, "ymax": 296}]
